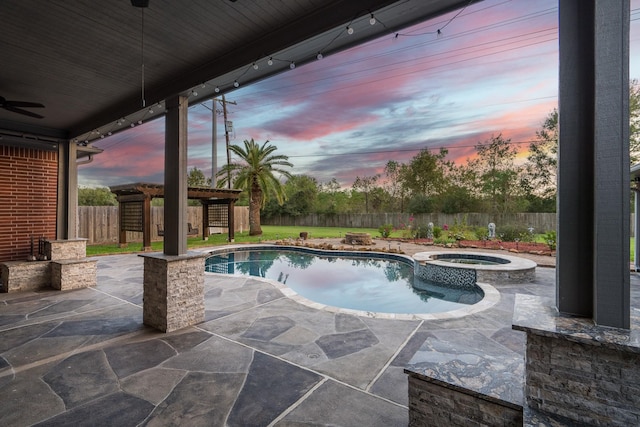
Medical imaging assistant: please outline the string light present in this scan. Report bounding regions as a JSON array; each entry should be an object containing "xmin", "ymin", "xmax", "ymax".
[
  {"xmin": 253, "ymin": 62, "xmax": 259, "ymax": 70},
  {"xmin": 290, "ymin": 62, "xmax": 296, "ymax": 69},
  {"xmin": 346, "ymin": 26, "xmax": 354, "ymax": 35},
  {"xmin": 316, "ymin": 53, "xmax": 323, "ymax": 60},
  {"xmin": 369, "ymin": 14, "xmax": 376, "ymax": 25},
  {"xmin": 215, "ymin": 86, "xmax": 220, "ymax": 93},
  {"xmin": 233, "ymin": 80, "xmax": 239, "ymax": 87},
  {"xmin": 267, "ymin": 57, "xmax": 273, "ymax": 66}
]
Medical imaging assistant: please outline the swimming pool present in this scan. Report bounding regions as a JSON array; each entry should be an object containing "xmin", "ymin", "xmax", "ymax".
[{"xmin": 205, "ymin": 247, "xmax": 484, "ymax": 315}]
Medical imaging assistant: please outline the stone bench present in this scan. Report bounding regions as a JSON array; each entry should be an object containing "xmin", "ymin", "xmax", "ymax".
[
  {"xmin": 50, "ymin": 259, "xmax": 97, "ymax": 290},
  {"xmin": 0, "ymin": 260, "xmax": 51, "ymax": 292}
]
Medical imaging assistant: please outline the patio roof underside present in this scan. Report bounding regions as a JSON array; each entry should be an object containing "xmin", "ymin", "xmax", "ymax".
[{"xmin": 0, "ymin": 0, "xmax": 478, "ymax": 151}]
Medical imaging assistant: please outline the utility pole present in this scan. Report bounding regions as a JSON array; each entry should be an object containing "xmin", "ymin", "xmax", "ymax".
[
  {"xmin": 220, "ymin": 94, "xmax": 236, "ymax": 189},
  {"xmin": 211, "ymin": 98, "xmax": 217, "ymax": 188}
]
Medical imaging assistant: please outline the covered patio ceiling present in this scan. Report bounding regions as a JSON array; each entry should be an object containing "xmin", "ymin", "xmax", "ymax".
[{"xmin": 0, "ymin": 0, "xmax": 479, "ymax": 151}]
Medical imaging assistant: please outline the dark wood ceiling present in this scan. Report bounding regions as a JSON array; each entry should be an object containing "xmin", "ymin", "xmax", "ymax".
[{"xmin": 0, "ymin": 0, "xmax": 478, "ymax": 147}]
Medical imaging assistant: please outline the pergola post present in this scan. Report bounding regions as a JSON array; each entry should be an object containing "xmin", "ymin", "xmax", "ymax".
[{"xmin": 228, "ymin": 200, "xmax": 235, "ymax": 242}]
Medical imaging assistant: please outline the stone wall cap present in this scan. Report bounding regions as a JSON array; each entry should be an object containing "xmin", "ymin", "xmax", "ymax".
[
  {"xmin": 139, "ymin": 252, "xmax": 205, "ymax": 262},
  {"xmin": 512, "ymin": 294, "xmax": 640, "ymax": 353}
]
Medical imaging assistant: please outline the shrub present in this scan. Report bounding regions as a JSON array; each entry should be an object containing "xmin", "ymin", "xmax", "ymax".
[
  {"xmin": 433, "ymin": 226, "xmax": 442, "ymax": 239},
  {"xmin": 497, "ymin": 224, "xmax": 532, "ymax": 242},
  {"xmin": 473, "ymin": 226, "xmax": 489, "ymax": 240},
  {"xmin": 544, "ymin": 230, "xmax": 557, "ymax": 250},
  {"xmin": 413, "ymin": 224, "xmax": 430, "ymax": 239},
  {"xmin": 378, "ymin": 224, "xmax": 394, "ymax": 238}
]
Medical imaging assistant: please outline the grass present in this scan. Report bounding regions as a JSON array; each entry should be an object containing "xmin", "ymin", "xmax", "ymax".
[
  {"xmin": 86, "ymin": 226, "xmax": 637, "ymax": 262},
  {"xmin": 86, "ymin": 226, "xmax": 403, "ymax": 256}
]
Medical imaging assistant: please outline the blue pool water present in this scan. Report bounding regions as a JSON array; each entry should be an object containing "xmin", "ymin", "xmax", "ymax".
[{"xmin": 205, "ymin": 249, "xmax": 483, "ymax": 314}]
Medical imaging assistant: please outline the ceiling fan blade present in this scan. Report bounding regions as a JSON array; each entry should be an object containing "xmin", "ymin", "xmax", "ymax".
[
  {"xmin": 7, "ymin": 100, "xmax": 45, "ymax": 108},
  {"xmin": 4, "ymin": 105, "xmax": 44, "ymax": 119}
]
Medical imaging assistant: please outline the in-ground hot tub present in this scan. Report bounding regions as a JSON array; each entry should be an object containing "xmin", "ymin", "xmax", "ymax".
[{"xmin": 413, "ymin": 251, "xmax": 537, "ymax": 287}]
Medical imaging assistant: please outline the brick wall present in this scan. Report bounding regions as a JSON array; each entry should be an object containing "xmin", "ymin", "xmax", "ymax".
[{"xmin": 0, "ymin": 145, "xmax": 58, "ymax": 262}]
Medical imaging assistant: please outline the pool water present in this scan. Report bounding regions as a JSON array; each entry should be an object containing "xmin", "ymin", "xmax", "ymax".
[{"xmin": 205, "ymin": 249, "xmax": 483, "ymax": 314}]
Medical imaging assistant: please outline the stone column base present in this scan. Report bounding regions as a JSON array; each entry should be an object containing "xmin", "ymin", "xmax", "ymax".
[
  {"xmin": 141, "ymin": 252, "xmax": 205, "ymax": 333},
  {"xmin": 513, "ymin": 294, "xmax": 640, "ymax": 426}
]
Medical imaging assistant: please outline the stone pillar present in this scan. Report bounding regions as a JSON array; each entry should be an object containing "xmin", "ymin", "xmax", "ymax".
[{"xmin": 141, "ymin": 252, "xmax": 205, "ymax": 333}]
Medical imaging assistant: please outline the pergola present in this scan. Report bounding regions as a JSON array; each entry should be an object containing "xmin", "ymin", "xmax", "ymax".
[{"xmin": 110, "ymin": 183, "xmax": 242, "ymax": 251}]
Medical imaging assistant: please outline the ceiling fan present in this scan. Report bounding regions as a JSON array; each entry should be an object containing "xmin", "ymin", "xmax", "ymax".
[{"xmin": 0, "ymin": 96, "xmax": 45, "ymax": 119}]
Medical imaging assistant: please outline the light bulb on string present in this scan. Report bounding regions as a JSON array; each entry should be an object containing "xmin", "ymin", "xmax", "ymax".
[
  {"xmin": 253, "ymin": 62, "xmax": 259, "ymax": 70},
  {"xmin": 214, "ymin": 86, "xmax": 220, "ymax": 93},
  {"xmin": 316, "ymin": 53, "xmax": 323, "ymax": 60},
  {"xmin": 267, "ymin": 57, "xmax": 273, "ymax": 66},
  {"xmin": 369, "ymin": 14, "xmax": 376, "ymax": 25},
  {"xmin": 290, "ymin": 62, "xmax": 296, "ymax": 69},
  {"xmin": 234, "ymin": 80, "xmax": 239, "ymax": 88},
  {"xmin": 346, "ymin": 26, "xmax": 354, "ymax": 35}
]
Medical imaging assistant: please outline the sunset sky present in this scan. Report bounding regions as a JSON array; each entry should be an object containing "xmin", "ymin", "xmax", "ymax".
[{"xmin": 79, "ymin": 0, "xmax": 640, "ymax": 188}]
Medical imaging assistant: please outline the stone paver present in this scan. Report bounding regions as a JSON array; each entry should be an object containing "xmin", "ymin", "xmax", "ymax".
[{"xmin": 0, "ymin": 244, "xmax": 603, "ymax": 426}]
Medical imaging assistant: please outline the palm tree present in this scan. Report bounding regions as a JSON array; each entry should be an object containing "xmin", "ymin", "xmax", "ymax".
[{"xmin": 217, "ymin": 139, "xmax": 292, "ymax": 235}]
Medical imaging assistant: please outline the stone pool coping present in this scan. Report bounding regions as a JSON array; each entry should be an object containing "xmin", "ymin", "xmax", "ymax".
[
  {"xmin": 198, "ymin": 244, "xmax": 499, "ymax": 321},
  {"xmin": 413, "ymin": 251, "xmax": 537, "ymax": 271}
]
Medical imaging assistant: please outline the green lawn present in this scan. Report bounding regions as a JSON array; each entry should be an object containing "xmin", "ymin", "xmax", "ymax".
[
  {"xmin": 86, "ymin": 226, "xmax": 637, "ymax": 262},
  {"xmin": 86, "ymin": 225, "xmax": 401, "ymax": 256}
]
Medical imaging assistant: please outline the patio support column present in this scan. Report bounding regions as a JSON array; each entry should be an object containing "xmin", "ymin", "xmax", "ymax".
[
  {"xmin": 557, "ymin": 0, "xmax": 629, "ymax": 328},
  {"xmin": 635, "ymin": 184, "xmax": 640, "ymax": 271},
  {"xmin": 164, "ymin": 94, "xmax": 188, "ymax": 255},
  {"xmin": 56, "ymin": 140, "xmax": 78, "ymax": 240},
  {"xmin": 141, "ymin": 94, "xmax": 204, "ymax": 333}
]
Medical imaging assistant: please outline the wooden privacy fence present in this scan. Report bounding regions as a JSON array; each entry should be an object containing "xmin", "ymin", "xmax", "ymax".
[
  {"xmin": 262, "ymin": 212, "xmax": 558, "ymax": 233},
  {"xmin": 78, "ymin": 206, "xmax": 249, "ymax": 245}
]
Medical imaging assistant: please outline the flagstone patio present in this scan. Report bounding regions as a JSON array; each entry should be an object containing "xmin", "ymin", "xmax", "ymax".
[{"xmin": 0, "ymin": 245, "xmax": 627, "ymax": 426}]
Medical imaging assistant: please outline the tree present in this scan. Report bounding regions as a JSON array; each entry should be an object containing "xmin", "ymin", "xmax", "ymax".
[
  {"xmin": 384, "ymin": 160, "xmax": 408, "ymax": 212},
  {"xmin": 78, "ymin": 186, "xmax": 117, "ymax": 206},
  {"xmin": 352, "ymin": 174, "xmax": 379, "ymax": 213},
  {"xmin": 216, "ymin": 139, "xmax": 292, "ymax": 235},
  {"xmin": 263, "ymin": 175, "xmax": 319, "ymax": 218},
  {"xmin": 521, "ymin": 109, "xmax": 558, "ymax": 201},
  {"xmin": 630, "ymin": 79, "xmax": 640, "ymax": 163},
  {"xmin": 400, "ymin": 148, "xmax": 449, "ymax": 198},
  {"xmin": 187, "ymin": 167, "xmax": 209, "ymax": 187},
  {"xmin": 474, "ymin": 134, "xmax": 521, "ymax": 214}
]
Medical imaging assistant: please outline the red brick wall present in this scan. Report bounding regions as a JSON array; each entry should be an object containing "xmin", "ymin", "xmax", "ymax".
[{"xmin": 0, "ymin": 145, "xmax": 58, "ymax": 262}]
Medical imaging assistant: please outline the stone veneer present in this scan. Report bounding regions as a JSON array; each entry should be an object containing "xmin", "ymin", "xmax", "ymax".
[
  {"xmin": 0, "ymin": 239, "xmax": 92, "ymax": 292},
  {"xmin": 407, "ymin": 375, "xmax": 523, "ymax": 426},
  {"xmin": 141, "ymin": 252, "xmax": 205, "ymax": 333},
  {"xmin": 46, "ymin": 239, "xmax": 87, "ymax": 261},
  {"xmin": 50, "ymin": 259, "xmax": 97, "ymax": 290},
  {"xmin": 0, "ymin": 261, "xmax": 51, "ymax": 292},
  {"xmin": 513, "ymin": 294, "xmax": 640, "ymax": 426}
]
